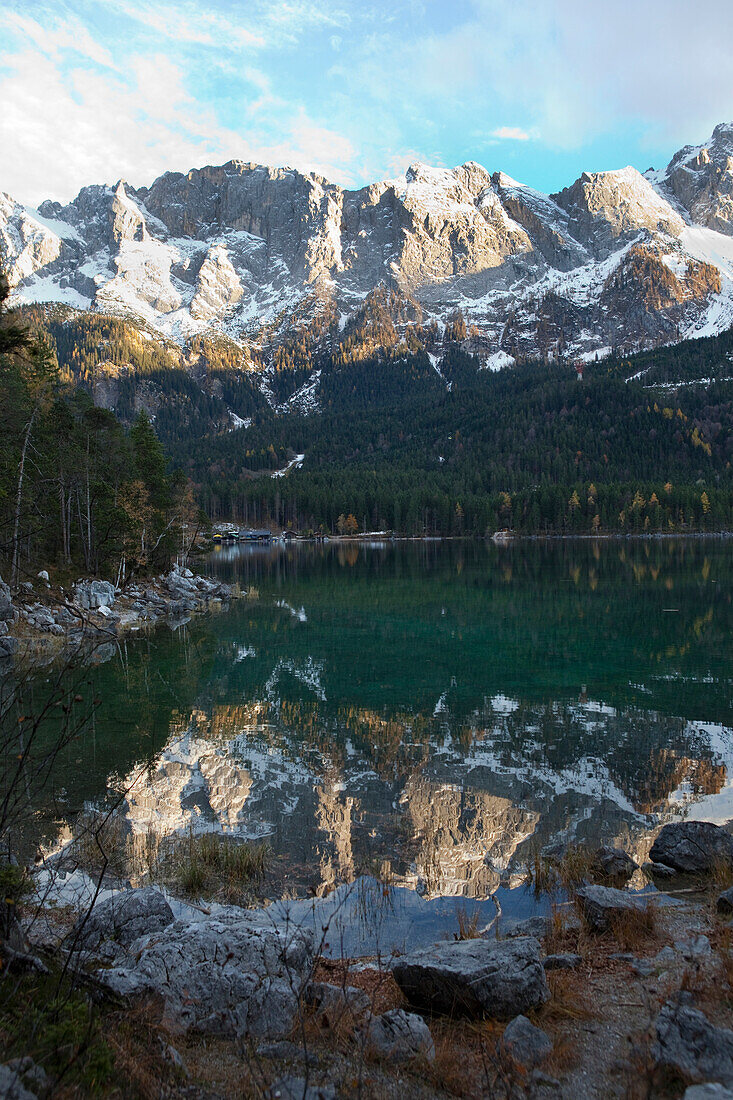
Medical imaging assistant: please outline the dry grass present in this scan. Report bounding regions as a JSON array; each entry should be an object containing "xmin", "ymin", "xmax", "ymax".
[
  {"xmin": 539, "ymin": 970, "xmax": 593, "ymax": 1024},
  {"xmin": 709, "ymin": 853, "xmax": 733, "ymax": 888},
  {"xmin": 453, "ymin": 905, "xmax": 482, "ymax": 941},
  {"xmin": 427, "ymin": 1018, "xmax": 509, "ymax": 1099},
  {"xmin": 556, "ymin": 845, "xmax": 600, "ymax": 889},
  {"xmin": 607, "ymin": 903, "xmax": 659, "ymax": 952},
  {"xmin": 104, "ymin": 997, "xmax": 183, "ymax": 1100},
  {"xmin": 524, "ymin": 844, "xmax": 613, "ymax": 896},
  {"xmin": 524, "ymin": 850, "xmax": 559, "ymax": 895},
  {"xmin": 543, "ymin": 903, "xmax": 576, "ymax": 955},
  {"xmin": 544, "ymin": 1032, "xmax": 580, "ymax": 1076}
]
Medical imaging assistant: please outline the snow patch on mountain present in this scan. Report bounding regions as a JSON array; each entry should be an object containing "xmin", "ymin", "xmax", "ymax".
[{"xmin": 4, "ymin": 123, "xmax": 733, "ymax": 363}]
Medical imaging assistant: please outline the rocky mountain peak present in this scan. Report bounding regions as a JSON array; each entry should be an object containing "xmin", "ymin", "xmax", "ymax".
[
  {"xmin": 552, "ymin": 167, "xmax": 684, "ymax": 258},
  {"xmin": 2, "ymin": 123, "xmax": 733, "ymax": 362},
  {"xmin": 659, "ymin": 122, "xmax": 733, "ymax": 236}
]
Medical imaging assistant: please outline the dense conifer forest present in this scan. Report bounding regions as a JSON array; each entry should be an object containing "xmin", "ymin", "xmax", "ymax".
[
  {"xmin": 7, "ymin": 293, "xmax": 733, "ymax": 552},
  {"xmin": 0, "ymin": 283, "xmax": 201, "ymax": 582}
]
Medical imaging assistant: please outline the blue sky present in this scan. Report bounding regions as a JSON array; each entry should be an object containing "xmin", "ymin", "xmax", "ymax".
[{"xmin": 1, "ymin": 0, "xmax": 732, "ymax": 205}]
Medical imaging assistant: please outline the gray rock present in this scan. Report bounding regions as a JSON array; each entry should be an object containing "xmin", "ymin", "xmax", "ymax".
[
  {"xmin": 257, "ymin": 1042, "xmax": 319, "ymax": 1068},
  {"xmin": 268, "ymin": 1077, "xmax": 335, "ymax": 1100},
  {"xmin": 503, "ymin": 915, "xmax": 549, "ymax": 939},
  {"xmin": 73, "ymin": 579, "xmax": 116, "ymax": 610},
  {"xmin": 675, "ymin": 935, "xmax": 712, "ymax": 960},
  {"xmin": 75, "ymin": 887, "xmax": 174, "ymax": 949},
  {"xmin": 0, "ymin": 1064, "xmax": 38, "ymax": 1100},
  {"xmin": 632, "ymin": 959, "xmax": 654, "ymax": 977},
  {"xmin": 717, "ymin": 887, "xmax": 733, "ymax": 915},
  {"xmin": 656, "ymin": 1001, "xmax": 733, "ymax": 1085},
  {"xmin": 304, "ymin": 981, "xmax": 371, "ymax": 1028},
  {"xmin": 683, "ymin": 1086, "xmax": 733, "ymax": 1099},
  {"xmin": 362, "ymin": 1008, "xmax": 435, "ymax": 1063},
  {"xmin": 663, "ymin": 123, "xmax": 733, "ymax": 236},
  {"xmin": 246, "ymin": 977, "xmax": 300, "ymax": 1041},
  {"xmin": 0, "ymin": 574, "xmax": 13, "ymax": 621},
  {"xmin": 543, "ymin": 953, "xmax": 582, "ymax": 971},
  {"xmin": 596, "ymin": 846, "xmax": 637, "ymax": 880},
  {"xmin": 97, "ymin": 907, "xmax": 313, "ymax": 1038},
  {"xmin": 655, "ymin": 946, "xmax": 677, "ymax": 964},
  {"xmin": 4, "ymin": 1058, "xmax": 48, "ymax": 1095},
  {"xmin": 500, "ymin": 1014, "xmax": 553, "ymax": 1069},
  {"xmin": 392, "ymin": 935, "xmax": 549, "ymax": 1019},
  {"xmin": 643, "ymin": 860, "xmax": 677, "ymax": 878},
  {"xmin": 649, "ymin": 821, "xmax": 733, "ymax": 875},
  {"xmin": 0, "ymin": 635, "xmax": 18, "ymax": 657},
  {"xmin": 575, "ymin": 884, "xmax": 648, "ymax": 932}
]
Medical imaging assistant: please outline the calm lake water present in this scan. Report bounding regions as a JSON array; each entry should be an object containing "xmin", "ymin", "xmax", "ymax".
[{"xmin": 15, "ymin": 537, "xmax": 733, "ymax": 951}]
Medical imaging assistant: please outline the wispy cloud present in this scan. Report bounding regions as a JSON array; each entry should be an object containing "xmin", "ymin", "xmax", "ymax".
[
  {"xmin": 490, "ymin": 127, "xmax": 533, "ymax": 141},
  {"xmin": 0, "ymin": 19, "xmax": 358, "ymax": 203},
  {"xmin": 0, "ymin": 0, "xmax": 731, "ymax": 204}
]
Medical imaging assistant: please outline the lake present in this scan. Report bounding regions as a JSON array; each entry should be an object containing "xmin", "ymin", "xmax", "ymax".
[{"xmin": 14, "ymin": 537, "xmax": 733, "ymax": 949}]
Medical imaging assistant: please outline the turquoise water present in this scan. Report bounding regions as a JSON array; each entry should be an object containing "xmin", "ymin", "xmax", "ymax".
[{"xmin": 12, "ymin": 537, "xmax": 733, "ymax": 940}]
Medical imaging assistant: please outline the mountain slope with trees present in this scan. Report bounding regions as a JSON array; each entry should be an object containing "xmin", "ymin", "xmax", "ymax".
[
  {"xmin": 0, "ymin": 282, "xmax": 202, "ymax": 583},
  {"xmin": 13, "ymin": 296, "xmax": 733, "ymax": 539}
]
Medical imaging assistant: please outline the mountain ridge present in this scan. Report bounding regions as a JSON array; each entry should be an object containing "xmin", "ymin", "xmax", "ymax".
[{"xmin": 2, "ymin": 122, "xmax": 733, "ymax": 368}]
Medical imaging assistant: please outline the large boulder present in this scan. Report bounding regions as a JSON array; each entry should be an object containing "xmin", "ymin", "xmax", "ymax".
[
  {"xmin": 575, "ymin": 884, "xmax": 648, "ymax": 932},
  {"xmin": 362, "ymin": 1008, "xmax": 435, "ymax": 1063},
  {"xmin": 596, "ymin": 846, "xmax": 637, "ymax": 880},
  {"xmin": 74, "ymin": 887, "xmax": 174, "ymax": 950},
  {"xmin": 97, "ymin": 907, "xmax": 313, "ymax": 1039},
  {"xmin": 0, "ymin": 575, "xmax": 13, "ymax": 621},
  {"xmin": 500, "ymin": 1014, "xmax": 553, "ymax": 1069},
  {"xmin": 73, "ymin": 579, "xmax": 116, "ymax": 611},
  {"xmin": 649, "ymin": 822, "xmax": 733, "ymax": 875},
  {"xmin": 392, "ymin": 936, "xmax": 549, "ymax": 1019},
  {"xmin": 656, "ymin": 1002, "xmax": 733, "ymax": 1086}
]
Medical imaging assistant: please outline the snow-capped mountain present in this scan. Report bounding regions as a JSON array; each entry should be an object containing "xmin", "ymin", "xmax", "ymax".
[{"xmin": 3, "ymin": 123, "xmax": 733, "ymax": 363}]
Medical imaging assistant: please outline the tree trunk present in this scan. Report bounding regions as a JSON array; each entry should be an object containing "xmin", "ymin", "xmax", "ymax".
[{"xmin": 11, "ymin": 407, "xmax": 37, "ymax": 586}]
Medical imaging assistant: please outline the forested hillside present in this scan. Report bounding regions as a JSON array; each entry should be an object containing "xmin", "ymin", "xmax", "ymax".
[
  {"xmin": 0, "ymin": 285, "xmax": 202, "ymax": 583},
  {"xmin": 12, "ymin": 299, "xmax": 733, "ymax": 540}
]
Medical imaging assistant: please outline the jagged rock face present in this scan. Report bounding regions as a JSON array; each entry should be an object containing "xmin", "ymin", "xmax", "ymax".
[
  {"xmin": 382, "ymin": 163, "xmax": 533, "ymax": 290},
  {"xmin": 136, "ymin": 162, "xmax": 344, "ymax": 284},
  {"xmin": 0, "ymin": 192, "xmax": 63, "ymax": 287},
  {"xmin": 3, "ymin": 122, "xmax": 733, "ymax": 359},
  {"xmin": 661, "ymin": 122, "xmax": 733, "ymax": 235},
  {"xmin": 551, "ymin": 167, "xmax": 685, "ymax": 259},
  {"xmin": 493, "ymin": 172, "xmax": 588, "ymax": 272}
]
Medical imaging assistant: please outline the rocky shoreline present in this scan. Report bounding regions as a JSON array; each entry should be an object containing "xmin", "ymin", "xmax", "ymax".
[
  {"xmin": 0, "ymin": 565, "xmax": 235, "ymax": 667},
  {"xmin": 6, "ymin": 822, "xmax": 733, "ymax": 1097}
]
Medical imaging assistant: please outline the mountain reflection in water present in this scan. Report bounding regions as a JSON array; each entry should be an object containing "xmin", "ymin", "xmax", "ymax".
[{"xmin": 23, "ymin": 539, "xmax": 733, "ymax": 899}]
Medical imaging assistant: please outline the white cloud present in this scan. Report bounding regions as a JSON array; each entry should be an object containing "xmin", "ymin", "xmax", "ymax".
[
  {"xmin": 107, "ymin": 0, "xmax": 349, "ymax": 51},
  {"xmin": 0, "ymin": 39, "xmax": 357, "ymax": 204},
  {"xmin": 490, "ymin": 127, "xmax": 532, "ymax": 141},
  {"xmin": 1, "ymin": 9, "xmax": 118, "ymax": 68},
  {"xmin": 333, "ymin": 0, "xmax": 733, "ymax": 154},
  {"xmin": 109, "ymin": 0, "xmax": 266, "ymax": 49}
]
